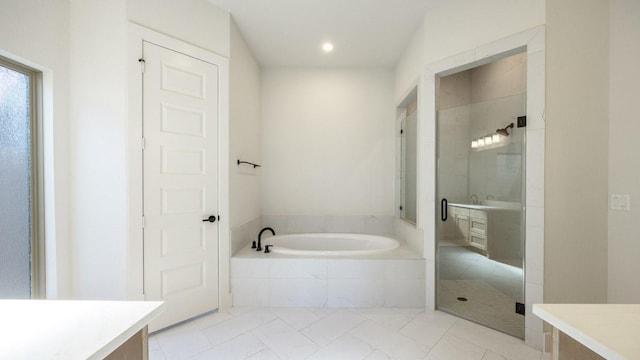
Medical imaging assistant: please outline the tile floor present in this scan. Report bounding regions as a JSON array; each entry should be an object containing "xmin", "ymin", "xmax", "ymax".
[
  {"xmin": 438, "ymin": 245, "xmax": 523, "ymax": 301},
  {"xmin": 438, "ymin": 245, "xmax": 524, "ymax": 338},
  {"xmin": 149, "ymin": 307, "xmax": 545, "ymax": 360}
]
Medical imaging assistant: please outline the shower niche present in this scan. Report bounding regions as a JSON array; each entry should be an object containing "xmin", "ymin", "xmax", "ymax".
[{"xmin": 436, "ymin": 51, "xmax": 527, "ymax": 339}]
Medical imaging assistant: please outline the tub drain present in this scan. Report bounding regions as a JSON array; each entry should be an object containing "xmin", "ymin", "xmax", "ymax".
[{"xmin": 457, "ymin": 297, "xmax": 468, "ymax": 302}]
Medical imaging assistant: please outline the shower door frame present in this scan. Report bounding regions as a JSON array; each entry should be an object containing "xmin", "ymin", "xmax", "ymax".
[
  {"xmin": 419, "ymin": 26, "xmax": 546, "ymax": 349},
  {"xmin": 434, "ymin": 56, "xmax": 528, "ymax": 338}
]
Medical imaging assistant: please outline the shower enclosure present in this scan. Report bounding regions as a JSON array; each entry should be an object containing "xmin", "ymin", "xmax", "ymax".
[{"xmin": 436, "ymin": 52, "xmax": 526, "ymax": 338}]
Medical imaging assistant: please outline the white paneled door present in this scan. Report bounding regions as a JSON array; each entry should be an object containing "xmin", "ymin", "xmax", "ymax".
[{"xmin": 142, "ymin": 41, "xmax": 219, "ymax": 331}]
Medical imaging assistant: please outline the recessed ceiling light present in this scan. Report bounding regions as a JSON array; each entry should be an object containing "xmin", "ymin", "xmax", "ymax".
[{"xmin": 322, "ymin": 42, "xmax": 334, "ymax": 53}]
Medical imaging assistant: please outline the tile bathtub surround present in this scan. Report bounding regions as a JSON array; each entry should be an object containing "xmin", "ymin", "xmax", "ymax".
[
  {"xmin": 231, "ymin": 217, "xmax": 264, "ymax": 256},
  {"xmin": 262, "ymin": 215, "xmax": 394, "ymax": 235},
  {"xmin": 231, "ymin": 246, "xmax": 425, "ymax": 308},
  {"xmin": 149, "ymin": 307, "xmax": 545, "ymax": 360}
]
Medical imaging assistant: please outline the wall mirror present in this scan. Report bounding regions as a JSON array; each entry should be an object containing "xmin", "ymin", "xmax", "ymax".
[{"xmin": 398, "ymin": 87, "xmax": 417, "ymax": 225}]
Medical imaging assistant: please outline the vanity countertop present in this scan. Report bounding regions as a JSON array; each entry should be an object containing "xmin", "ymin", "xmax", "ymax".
[
  {"xmin": 533, "ymin": 303, "xmax": 640, "ymax": 360},
  {"xmin": 0, "ymin": 300, "xmax": 163, "ymax": 359},
  {"xmin": 449, "ymin": 202, "xmax": 519, "ymax": 211}
]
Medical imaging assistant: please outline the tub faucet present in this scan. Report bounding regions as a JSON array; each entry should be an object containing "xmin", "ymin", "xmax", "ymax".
[
  {"xmin": 470, "ymin": 194, "xmax": 478, "ymax": 205},
  {"xmin": 257, "ymin": 227, "xmax": 275, "ymax": 252}
]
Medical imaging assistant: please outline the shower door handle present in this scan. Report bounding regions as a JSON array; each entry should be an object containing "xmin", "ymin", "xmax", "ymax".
[{"xmin": 441, "ymin": 199, "xmax": 448, "ymax": 221}]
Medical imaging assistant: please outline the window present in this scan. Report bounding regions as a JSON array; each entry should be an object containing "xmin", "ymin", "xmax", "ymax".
[
  {"xmin": 398, "ymin": 88, "xmax": 417, "ymax": 225},
  {"xmin": 0, "ymin": 56, "xmax": 43, "ymax": 298}
]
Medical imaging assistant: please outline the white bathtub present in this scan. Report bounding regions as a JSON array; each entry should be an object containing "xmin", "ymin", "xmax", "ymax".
[{"xmin": 262, "ymin": 233, "xmax": 399, "ymax": 256}]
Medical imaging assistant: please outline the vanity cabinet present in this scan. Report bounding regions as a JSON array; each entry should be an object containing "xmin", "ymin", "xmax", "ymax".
[
  {"xmin": 448, "ymin": 205, "xmax": 489, "ymax": 255},
  {"xmin": 446, "ymin": 203, "xmax": 522, "ymax": 264},
  {"xmin": 452, "ymin": 207, "xmax": 469, "ymax": 242},
  {"xmin": 468, "ymin": 210, "xmax": 488, "ymax": 253}
]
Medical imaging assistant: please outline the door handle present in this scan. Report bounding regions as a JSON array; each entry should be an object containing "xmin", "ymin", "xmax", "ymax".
[
  {"xmin": 441, "ymin": 199, "xmax": 448, "ymax": 221},
  {"xmin": 202, "ymin": 215, "xmax": 218, "ymax": 223}
]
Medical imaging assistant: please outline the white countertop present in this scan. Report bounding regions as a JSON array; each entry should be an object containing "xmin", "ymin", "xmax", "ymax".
[
  {"xmin": 449, "ymin": 202, "xmax": 520, "ymax": 211},
  {"xmin": 0, "ymin": 300, "xmax": 164, "ymax": 360},
  {"xmin": 533, "ymin": 304, "xmax": 640, "ymax": 360}
]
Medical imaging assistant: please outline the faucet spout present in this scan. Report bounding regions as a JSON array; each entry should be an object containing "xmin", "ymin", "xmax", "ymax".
[{"xmin": 257, "ymin": 227, "xmax": 275, "ymax": 252}]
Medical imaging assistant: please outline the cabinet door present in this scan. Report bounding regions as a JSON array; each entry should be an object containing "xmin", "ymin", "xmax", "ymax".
[
  {"xmin": 470, "ymin": 217, "xmax": 487, "ymax": 236},
  {"xmin": 455, "ymin": 215, "xmax": 469, "ymax": 242},
  {"xmin": 470, "ymin": 233, "xmax": 487, "ymax": 251}
]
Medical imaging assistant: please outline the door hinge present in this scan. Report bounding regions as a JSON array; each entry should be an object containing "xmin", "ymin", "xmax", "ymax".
[
  {"xmin": 517, "ymin": 115, "xmax": 527, "ymax": 128},
  {"xmin": 399, "ymin": 205, "xmax": 403, "ymax": 211},
  {"xmin": 142, "ymin": 216, "xmax": 145, "ymax": 229},
  {"xmin": 138, "ymin": 58, "xmax": 145, "ymax": 73},
  {"xmin": 400, "ymin": 129, "xmax": 404, "ymax": 134},
  {"xmin": 515, "ymin": 302, "xmax": 525, "ymax": 315},
  {"xmin": 141, "ymin": 137, "xmax": 145, "ymax": 150}
]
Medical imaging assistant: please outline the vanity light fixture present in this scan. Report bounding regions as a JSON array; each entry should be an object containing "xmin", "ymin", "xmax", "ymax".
[{"xmin": 473, "ymin": 132, "xmax": 509, "ymax": 151}]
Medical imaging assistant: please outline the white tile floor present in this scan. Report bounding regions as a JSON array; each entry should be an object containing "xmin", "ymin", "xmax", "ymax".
[
  {"xmin": 438, "ymin": 245, "xmax": 525, "ymax": 338},
  {"xmin": 149, "ymin": 307, "xmax": 544, "ymax": 360}
]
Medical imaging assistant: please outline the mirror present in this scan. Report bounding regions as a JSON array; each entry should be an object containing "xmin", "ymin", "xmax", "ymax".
[{"xmin": 399, "ymin": 88, "xmax": 417, "ymax": 224}]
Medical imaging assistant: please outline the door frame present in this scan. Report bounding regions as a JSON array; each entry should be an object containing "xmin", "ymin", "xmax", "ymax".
[
  {"xmin": 126, "ymin": 24, "xmax": 231, "ymax": 308},
  {"xmin": 0, "ymin": 56, "xmax": 46, "ymax": 298},
  {"xmin": 421, "ymin": 26, "xmax": 545, "ymax": 348},
  {"xmin": 433, "ymin": 50, "xmax": 528, "ymax": 340}
]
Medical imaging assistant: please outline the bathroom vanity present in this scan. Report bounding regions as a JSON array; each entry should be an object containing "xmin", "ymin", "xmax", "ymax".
[
  {"xmin": 0, "ymin": 300, "xmax": 163, "ymax": 359},
  {"xmin": 447, "ymin": 203, "xmax": 522, "ymax": 263},
  {"xmin": 533, "ymin": 304, "xmax": 640, "ymax": 360}
]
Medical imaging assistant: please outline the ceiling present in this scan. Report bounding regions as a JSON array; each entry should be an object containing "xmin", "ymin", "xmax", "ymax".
[{"xmin": 207, "ymin": 0, "xmax": 445, "ymax": 68}]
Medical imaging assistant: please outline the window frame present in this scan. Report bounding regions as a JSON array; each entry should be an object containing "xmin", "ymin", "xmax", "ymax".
[{"xmin": 0, "ymin": 56, "xmax": 45, "ymax": 298}]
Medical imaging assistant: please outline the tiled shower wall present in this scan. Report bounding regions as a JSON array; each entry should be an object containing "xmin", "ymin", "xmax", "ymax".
[
  {"xmin": 231, "ymin": 217, "xmax": 263, "ymax": 255},
  {"xmin": 437, "ymin": 52, "xmax": 527, "ymax": 206}
]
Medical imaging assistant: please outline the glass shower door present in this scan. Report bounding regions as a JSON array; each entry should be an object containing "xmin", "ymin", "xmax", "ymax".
[{"xmin": 435, "ymin": 53, "xmax": 526, "ymax": 339}]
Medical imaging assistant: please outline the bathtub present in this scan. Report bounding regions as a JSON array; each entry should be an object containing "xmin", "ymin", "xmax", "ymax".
[
  {"xmin": 231, "ymin": 232, "xmax": 425, "ymax": 308},
  {"xmin": 263, "ymin": 233, "xmax": 399, "ymax": 256}
]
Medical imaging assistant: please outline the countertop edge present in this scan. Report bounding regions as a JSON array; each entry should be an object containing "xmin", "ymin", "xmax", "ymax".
[
  {"xmin": 88, "ymin": 301, "xmax": 165, "ymax": 360},
  {"xmin": 532, "ymin": 304, "xmax": 624, "ymax": 360}
]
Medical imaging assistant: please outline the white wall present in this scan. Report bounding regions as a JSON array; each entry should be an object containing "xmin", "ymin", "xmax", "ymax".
[
  {"xmin": 608, "ymin": 0, "xmax": 640, "ymax": 303},
  {"xmin": 69, "ymin": 0, "xmax": 129, "ymax": 299},
  {"xmin": 261, "ymin": 69, "xmax": 395, "ymax": 217},
  {"xmin": 394, "ymin": 20, "xmax": 425, "ymax": 102},
  {"xmin": 545, "ymin": 0, "xmax": 609, "ymax": 304},
  {"xmin": 0, "ymin": 0, "xmax": 71, "ymax": 299},
  {"xmin": 127, "ymin": 0, "xmax": 230, "ymax": 57},
  {"xmin": 395, "ymin": 0, "xmax": 544, "ymax": 98},
  {"xmin": 229, "ymin": 19, "xmax": 262, "ymax": 253}
]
